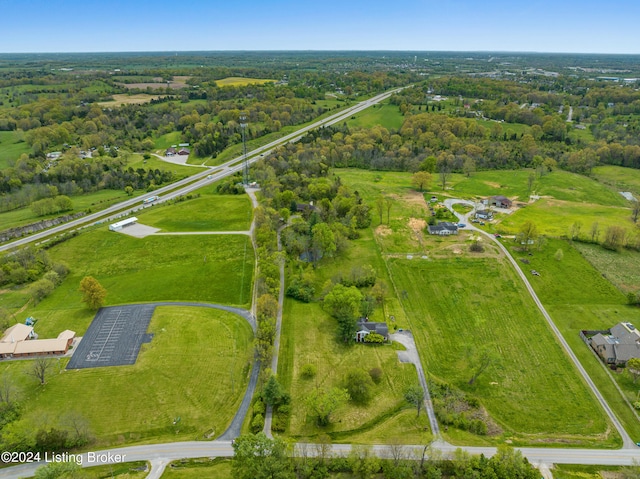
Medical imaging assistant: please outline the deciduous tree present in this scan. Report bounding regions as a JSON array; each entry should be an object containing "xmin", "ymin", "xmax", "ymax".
[
  {"xmin": 411, "ymin": 171, "xmax": 432, "ymax": 192},
  {"xmin": 79, "ymin": 276, "xmax": 106, "ymax": 310},
  {"xmin": 404, "ymin": 384, "xmax": 424, "ymax": 417},
  {"xmin": 306, "ymin": 388, "xmax": 350, "ymax": 426}
]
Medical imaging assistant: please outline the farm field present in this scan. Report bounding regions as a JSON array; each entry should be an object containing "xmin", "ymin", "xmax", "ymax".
[
  {"xmin": 574, "ymin": 242, "xmax": 640, "ymax": 296},
  {"xmin": 508, "ymin": 238, "xmax": 640, "ymax": 440},
  {"xmin": 137, "ymin": 193, "xmax": 252, "ymax": 232},
  {"xmin": 98, "ymin": 93, "xmax": 166, "ymax": 106},
  {"xmin": 388, "ymin": 255, "xmax": 616, "ymax": 447},
  {"xmin": 0, "ymin": 306, "xmax": 254, "ymax": 448},
  {"xmin": 214, "ymin": 77, "xmax": 275, "ymax": 87},
  {"xmin": 0, "ymin": 130, "xmax": 30, "ymax": 168}
]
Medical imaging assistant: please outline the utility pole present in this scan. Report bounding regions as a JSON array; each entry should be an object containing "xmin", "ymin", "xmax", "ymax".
[{"xmin": 240, "ymin": 112, "xmax": 248, "ymax": 185}]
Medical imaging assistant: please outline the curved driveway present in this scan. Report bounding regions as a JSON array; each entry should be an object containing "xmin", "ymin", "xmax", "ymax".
[{"xmin": 443, "ymin": 199, "xmax": 634, "ymax": 448}]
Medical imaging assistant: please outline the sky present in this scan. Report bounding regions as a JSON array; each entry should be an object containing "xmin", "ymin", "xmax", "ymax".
[{"xmin": 1, "ymin": 0, "xmax": 639, "ymax": 54}]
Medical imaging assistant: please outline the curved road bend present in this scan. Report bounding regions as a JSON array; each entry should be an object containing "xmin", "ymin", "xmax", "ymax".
[
  {"xmin": 0, "ymin": 87, "xmax": 406, "ymax": 254},
  {"xmin": 444, "ymin": 199, "xmax": 635, "ymax": 448}
]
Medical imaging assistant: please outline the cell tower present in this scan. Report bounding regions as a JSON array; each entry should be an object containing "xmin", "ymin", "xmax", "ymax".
[{"xmin": 240, "ymin": 112, "xmax": 248, "ymax": 185}]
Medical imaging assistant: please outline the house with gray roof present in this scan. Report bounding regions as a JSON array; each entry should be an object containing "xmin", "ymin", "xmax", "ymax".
[
  {"xmin": 355, "ymin": 319, "xmax": 389, "ymax": 343},
  {"xmin": 590, "ymin": 322, "xmax": 640, "ymax": 366},
  {"xmin": 427, "ymin": 222, "xmax": 458, "ymax": 236}
]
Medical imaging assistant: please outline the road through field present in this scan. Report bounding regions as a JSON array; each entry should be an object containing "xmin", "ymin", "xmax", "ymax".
[{"xmin": 444, "ymin": 199, "xmax": 635, "ymax": 449}]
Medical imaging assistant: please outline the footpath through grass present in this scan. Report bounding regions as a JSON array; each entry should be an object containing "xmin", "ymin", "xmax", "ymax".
[{"xmin": 0, "ymin": 307, "xmax": 254, "ymax": 448}]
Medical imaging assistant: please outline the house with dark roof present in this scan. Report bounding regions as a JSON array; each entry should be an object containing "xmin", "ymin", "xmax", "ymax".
[
  {"xmin": 427, "ymin": 222, "xmax": 458, "ymax": 236},
  {"xmin": 590, "ymin": 322, "xmax": 640, "ymax": 366},
  {"xmin": 178, "ymin": 148, "xmax": 190, "ymax": 156},
  {"xmin": 489, "ymin": 195, "xmax": 513, "ymax": 208},
  {"xmin": 355, "ymin": 319, "xmax": 389, "ymax": 343},
  {"xmin": 165, "ymin": 147, "xmax": 177, "ymax": 156}
]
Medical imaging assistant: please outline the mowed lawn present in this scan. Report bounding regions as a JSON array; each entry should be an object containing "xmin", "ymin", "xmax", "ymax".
[
  {"xmin": 0, "ymin": 307, "xmax": 254, "ymax": 447},
  {"xmin": 0, "ymin": 130, "xmax": 30, "ymax": 168},
  {"xmin": 347, "ymin": 102, "xmax": 405, "ymax": 130},
  {"xmin": 388, "ymin": 256, "xmax": 615, "ymax": 446},
  {"xmin": 161, "ymin": 459, "xmax": 232, "ymax": 479},
  {"xmin": 18, "ymin": 230, "xmax": 254, "ymax": 338},
  {"xmin": 281, "ymin": 301, "xmax": 428, "ymax": 444},
  {"xmin": 137, "ymin": 194, "xmax": 252, "ymax": 232}
]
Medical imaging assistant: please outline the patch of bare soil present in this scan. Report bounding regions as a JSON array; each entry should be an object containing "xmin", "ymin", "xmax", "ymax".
[
  {"xmin": 375, "ymin": 225, "xmax": 392, "ymax": 237},
  {"xmin": 484, "ymin": 181, "xmax": 501, "ymax": 188},
  {"xmin": 403, "ymin": 191, "xmax": 429, "ymax": 209},
  {"xmin": 408, "ymin": 218, "xmax": 427, "ymax": 247}
]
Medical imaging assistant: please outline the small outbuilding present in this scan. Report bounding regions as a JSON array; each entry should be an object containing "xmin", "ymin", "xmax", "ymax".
[{"xmin": 489, "ymin": 196, "xmax": 512, "ymax": 208}]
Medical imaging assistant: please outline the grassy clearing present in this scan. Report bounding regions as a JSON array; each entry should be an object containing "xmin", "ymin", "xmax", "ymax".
[
  {"xmin": 47, "ymin": 230, "xmax": 254, "ymax": 311},
  {"xmin": 98, "ymin": 94, "xmax": 165, "ymax": 107},
  {"xmin": 282, "ymin": 301, "xmax": 423, "ymax": 443},
  {"xmin": 449, "ymin": 169, "xmax": 627, "ymax": 206},
  {"xmin": 510, "ymin": 238, "xmax": 640, "ymax": 440},
  {"xmin": 215, "ymin": 77, "xmax": 275, "ymax": 87},
  {"xmin": 0, "ymin": 130, "xmax": 30, "ymax": 168},
  {"xmin": 0, "ymin": 307, "xmax": 254, "ymax": 447},
  {"xmin": 476, "ymin": 119, "xmax": 531, "ymax": 136},
  {"xmin": 388, "ymin": 255, "xmax": 615, "ymax": 447},
  {"xmin": 137, "ymin": 193, "xmax": 252, "ymax": 232},
  {"xmin": 592, "ymin": 165, "xmax": 640, "ymax": 197},
  {"xmin": 552, "ymin": 464, "xmax": 623, "ymax": 479},
  {"xmin": 347, "ymin": 102, "xmax": 405, "ymax": 130},
  {"xmin": 162, "ymin": 458, "xmax": 232, "ymax": 479},
  {"xmin": 498, "ymin": 198, "xmax": 632, "ymax": 237},
  {"xmin": 76, "ymin": 461, "xmax": 149, "ymax": 478},
  {"xmin": 9, "ymin": 230, "xmax": 254, "ymax": 339},
  {"xmin": 573, "ymin": 242, "xmax": 640, "ymax": 296},
  {"xmin": 154, "ymin": 131, "xmax": 183, "ymax": 150}
]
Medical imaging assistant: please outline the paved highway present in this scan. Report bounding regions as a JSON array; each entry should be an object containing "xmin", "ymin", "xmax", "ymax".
[{"xmin": 0, "ymin": 87, "xmax": 404, "ymax": 253}]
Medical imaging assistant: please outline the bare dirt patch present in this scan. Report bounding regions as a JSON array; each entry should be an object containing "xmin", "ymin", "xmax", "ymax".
[
  {"xmin": 484, "ymin": 181, "xmax": 501, "ymax": 188},
  {"xmin": 403, "ymin": 191, "xmax": 429, "ymax": 209},
  {"xmin": 375, "ymin": 225, "xmax": 392, "ymax": 237},
  {"xmin": 98, "ymin": 94, "xmax": 166, "ymax": 107}
]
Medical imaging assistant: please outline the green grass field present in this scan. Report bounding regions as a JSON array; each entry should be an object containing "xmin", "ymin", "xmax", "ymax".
[
  {"xmin": 154, "ymin": 132, "xmax": 183, "ymax": 150},
  {"xmin": 0, "ymin": 306, "xmax": 254, "ymax": 447},
  {"xmin": 137, "ymin": 194, "xmax": 252, "ymax": 232},
  {"xmin": 161, "ymin": 458, "xmax": 232, "ymax": 479},
  {"xmin": 573, "ymin": 242, "xmax": 640, "ymax": 296},
  {"xmin": 510, "ymin": 238, "xmax": 640, "ymax": 440},
  {"xmin": 498, "ymin": 198, "xmax": 632, "ymax": 237},
  {"xmin": 281, "ymin": 301, "xmax": 426, "ymax": 443},
  {"xmin": 347, "ymin": 102, "xmax": 405, "ymax": 130},
  {"xmin": 0, "ymin": 130, "xmax": 30, "ymax": 168},
  {"xmin": 592, "ymin": 165, "xmax": 640, "ymax": 197},
  {"xmin": 449, "ymin": 169, "xmax": 627, "ymax": 206},
  {"xmin": 388, "ymin": 256, "xmax": 616, "ymax": 447},
  {"xmin": 10, "ymin": 230, "xmax": 255, "ymax": 339}
]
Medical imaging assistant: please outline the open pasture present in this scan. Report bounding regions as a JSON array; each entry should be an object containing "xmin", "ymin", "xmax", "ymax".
[
  {"xmin": 388, "ymin": 256, "xmax": 615, "ymax": 446},
  {"xmin": 98, "ymin": 94, "xmax": 167, "ymax": 106},
  {"xmin": 138, "ymin": 194, "xmax": 251, "ymax": 232},
  {"xmin": 498, "ymin": 198, "xmax": 631, "ymax": 237},
  {"xmin": 592, "ymin": 165, "xmax": 640, "ymax": 197},
  {"xmin": 347, "ymin": 102, "xmax": 405, "ymax": 130},
  {"xmin": 214, "ymin": 77, "xmax": 275, "ymax": 87},
  {"xmin": 0, "ymin": 131, "xmax": 30, "ymax": 168},
  {"xmin": 510, "ymin": 238, "xmax": 640, "ymax": 439}
]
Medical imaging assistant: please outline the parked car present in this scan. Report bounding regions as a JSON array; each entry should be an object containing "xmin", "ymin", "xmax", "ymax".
[
  {"xmin": 458, "ymin": 223, "xmax": 466, "ymax": 228},
  {"xmin": 494, "ymin": 233, "xmax": 502, "ymax": 238}
]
